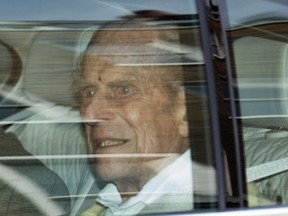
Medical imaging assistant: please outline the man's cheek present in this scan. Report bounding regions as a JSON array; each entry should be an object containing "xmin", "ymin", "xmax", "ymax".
[
  {"xmin": 85, "ymin": 127, "xmax": 94, "ymax": 154},
  {"xmin": 122, "ymin": 106, "xmax": 147, "ymax": 130}
]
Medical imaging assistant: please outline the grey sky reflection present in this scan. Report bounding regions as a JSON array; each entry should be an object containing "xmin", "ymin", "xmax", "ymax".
[
  {"xmin": 0, "ymin": 0, "xmax": 287, "ymax": 27},
  {"xmin": 0, "ymin": 0, "xmax": 195, "ymax": 21}
]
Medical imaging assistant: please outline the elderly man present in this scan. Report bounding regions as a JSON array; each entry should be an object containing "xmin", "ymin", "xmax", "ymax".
[{"xmin": 77, "ymin": 19, "xmax": 194, "ymax": 215}]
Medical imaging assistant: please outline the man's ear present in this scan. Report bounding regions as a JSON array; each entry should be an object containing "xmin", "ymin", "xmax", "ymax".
[
  {"xmin": 177, "ymin": 89, "xmax": 189, "ymax": 138},
  {"xmin": 179, "ymin": 106, "xmax": 189, "ymax": 138}
]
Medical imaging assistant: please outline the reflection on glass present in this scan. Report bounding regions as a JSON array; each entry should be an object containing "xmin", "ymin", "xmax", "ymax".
[
  {"xmin": 0, "ymin": 0, "xmax": 217, "ymax": 215},
  {"xmin": 227, "ymin": 0, "xmax": 288, "ymax": 208}
]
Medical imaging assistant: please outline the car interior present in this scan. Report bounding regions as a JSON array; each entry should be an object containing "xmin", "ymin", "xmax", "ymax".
[
  {"xmin": 0, "ymin": 8, "xmax": 288, "ymax": 215},
  {"xmin": 0, "ymin": 25, "xmax": 99, "ymax": 215},
  {"xmin": 233, "ymin": 34, "xmax": 288, "ymax": 205}
]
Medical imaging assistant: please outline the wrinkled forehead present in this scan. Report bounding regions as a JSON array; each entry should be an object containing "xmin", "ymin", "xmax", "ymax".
[
  {"xmin": 81, "ymin": 52, "xmax": 183, "ymax": 85},
  {"xmin": 79, "ymin": 22, "xmax": 197, "ymax": 88},
  {"xmin": 83, "ymin": 25, "xmax": 185, "ymax": 66}
]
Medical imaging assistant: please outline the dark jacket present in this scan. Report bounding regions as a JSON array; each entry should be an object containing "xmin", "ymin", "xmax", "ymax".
[{"xmin": 0, "ymin": 128, "xmax": 71, "ymax": 215}]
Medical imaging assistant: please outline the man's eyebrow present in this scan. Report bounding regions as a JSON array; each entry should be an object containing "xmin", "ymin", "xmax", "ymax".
[
  {"xmin": 107, "ymin": 80, "xmax": 136, "ymax": 88},
  {"xmin": 75, "ymin": 78, "xmax": 97, "ymax": 89},
  {"xmin": 110, "ymin": 68, "xmax": 146, "ymax": 82},
  {"xmin": 107, "ymin": 77, "xmax": 141, "ymax": 89}
]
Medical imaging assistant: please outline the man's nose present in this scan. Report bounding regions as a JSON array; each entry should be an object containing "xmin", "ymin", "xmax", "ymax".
[{"xmin": 81, "ymin": 95, "xmax": 116, "ymax": 125}]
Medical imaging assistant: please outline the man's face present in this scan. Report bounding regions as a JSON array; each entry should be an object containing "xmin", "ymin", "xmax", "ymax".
[{"xmin": 80, "ymin": 33, "xmax": 189, "ymax": 185}]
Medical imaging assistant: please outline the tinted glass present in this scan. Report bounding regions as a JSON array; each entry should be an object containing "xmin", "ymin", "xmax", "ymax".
[
  {"xmin": 227, "ymin": 0, "xmax": 288, "ymax": 207},
  {"xmin": 0, "ymin": 0, "xmax": 217, "ymax": 215}
]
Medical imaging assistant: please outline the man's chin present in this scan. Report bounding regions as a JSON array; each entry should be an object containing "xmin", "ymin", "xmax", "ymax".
[
  {"xmin": 96, "ymin": 170, "xmax": 124, "ymax": 183},
  {"xmin": 94, "ymin": 160, "xmax": 132, "ymax": 182}
]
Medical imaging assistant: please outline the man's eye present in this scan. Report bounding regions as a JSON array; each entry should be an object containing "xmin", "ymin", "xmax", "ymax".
[
  {"xmin": 120, "ymin": 86, "xmax": 130, "ymax": 94},
  {"xmin": 82, "ymin": 87, "xmax": 97, "ymax": 97},
  {"xmin": 114, "ymin": 85, "xmax": 135, "ymax": 99}
]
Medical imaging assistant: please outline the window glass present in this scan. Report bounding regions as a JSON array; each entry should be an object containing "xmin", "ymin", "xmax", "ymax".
[
  {"xmin": 0, "ymin": 0, "xmax": 217, "ymax": 215},
  {"xmin": 227, "ymin": 0, "xmax": 288, "ymax": 207}
]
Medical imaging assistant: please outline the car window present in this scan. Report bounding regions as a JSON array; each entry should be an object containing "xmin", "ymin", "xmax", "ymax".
[
  {"xmin": 226, "ymin": 0, "xmax": 288, "ymax": 208},
  {"xmin": 0, "ymin": 0, "xmax": 219, "ymax": 215}
]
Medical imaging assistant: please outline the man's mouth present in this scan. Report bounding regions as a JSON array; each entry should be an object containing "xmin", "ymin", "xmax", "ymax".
[{"xmin": 96, "ymin": 140, "xmax": 126, "ymax": 147}]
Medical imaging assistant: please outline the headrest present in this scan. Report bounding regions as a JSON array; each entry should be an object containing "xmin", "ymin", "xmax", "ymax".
[
  {"xmin": 234, "ymin": 36, "xmax": 288, "ymax": 128},
  {"xmin": 23, "ymin": 31, "xmax": 83, "ymax": 107}
]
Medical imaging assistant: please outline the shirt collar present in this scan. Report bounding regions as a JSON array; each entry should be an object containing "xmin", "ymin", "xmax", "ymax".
[{"xmin": 95, "ymin": 150, "xmax": 192, "ymax": 215}]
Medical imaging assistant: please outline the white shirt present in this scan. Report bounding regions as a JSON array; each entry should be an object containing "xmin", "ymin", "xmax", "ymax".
[{"xmin": 95, "ymin": 150, "xmax": 193, "ymax": 216}]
